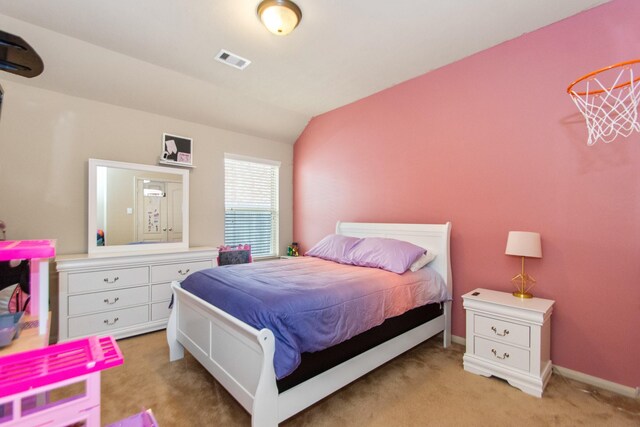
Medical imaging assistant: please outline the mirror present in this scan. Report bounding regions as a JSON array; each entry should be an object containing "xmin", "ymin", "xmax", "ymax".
[{"xmin": 88, "ymin": 159, "xmax": 189, "ymax": 254}]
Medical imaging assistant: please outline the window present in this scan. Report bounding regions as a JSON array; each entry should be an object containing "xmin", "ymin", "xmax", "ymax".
[{"xmin": 224, "ymin": 154, "xmax": 280, "ymax": 258}]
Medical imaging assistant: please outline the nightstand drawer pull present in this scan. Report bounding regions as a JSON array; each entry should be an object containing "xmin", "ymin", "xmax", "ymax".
[
  {"xmin": 178, "ymin": 269, "xmax": 190, "ymax": 276},
  {"xmin": 103, "ymin": 317, "xmax": 119, "ymax": 326},
  {"xmin": 103, "ymin": 297, "xmax": 120, "ymax": 305},
  {"xmin": 491, "ymin": 349, "xmax": 509, "ymax": 360},
  {"xmin": 103, "ymin": 276, "xmax": 120, "ymax": 284},
  {"xmin": 491, "ymin": 326, "xmax": 509, "ymax": 337}
]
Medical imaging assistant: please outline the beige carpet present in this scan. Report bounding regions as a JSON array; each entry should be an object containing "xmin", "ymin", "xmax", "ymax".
[{"xmin": 100, "ymin": 331, "xmax": 639, "ymax": 426}]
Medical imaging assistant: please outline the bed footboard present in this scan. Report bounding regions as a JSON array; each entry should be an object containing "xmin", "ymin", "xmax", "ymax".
[
  {"xmin": 167, "ymin": 282, "xmax": 279, "ymax": 427},
  {"xmin": 166, "ymin": 297, "xmax": 184, "ymax": 362},
  {"xmin": 168, "ymin": 281, "xmax": 450, "ymax": 426}
]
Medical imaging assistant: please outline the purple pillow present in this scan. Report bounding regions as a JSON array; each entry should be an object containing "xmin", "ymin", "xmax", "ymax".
[
  {"xmin": 344, "ymin": 237, "xmax": 426, "ymax": 274},
  {"xmin": 305, "ymin": 234, "xmax": 361, "ymax": 263}
]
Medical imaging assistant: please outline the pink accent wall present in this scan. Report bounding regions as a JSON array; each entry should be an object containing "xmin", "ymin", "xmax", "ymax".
[{"xmin": 293, "ymin": 0, "xmax": 640, "ymax": 387}]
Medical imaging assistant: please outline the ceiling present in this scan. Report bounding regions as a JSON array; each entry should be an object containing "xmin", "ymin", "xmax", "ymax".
[{"xmin": 0, "ymin": 0, "xmax": 611, "ymax": 144}]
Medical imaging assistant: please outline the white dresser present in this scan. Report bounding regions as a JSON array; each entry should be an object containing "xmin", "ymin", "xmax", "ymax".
[
  {"xmin": 56, "ymin": 247, "xmax": 217, "ymax": 341},
  {"xmin": 462, "ymin": 288, "xmax": 555, "ymax": 397}
]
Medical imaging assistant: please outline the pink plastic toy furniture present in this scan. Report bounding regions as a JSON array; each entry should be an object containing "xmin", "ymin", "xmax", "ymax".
[
  {"xmin": 0, "ymin": 335, "xmax": 123, "ymax": 426},
  {"xmin": 105, "ymin": 408, "xmax": 158, "ymax": 427},
  {"xmin": 0, "ymin": 240, "xmax": 56, "ymax": 335}
]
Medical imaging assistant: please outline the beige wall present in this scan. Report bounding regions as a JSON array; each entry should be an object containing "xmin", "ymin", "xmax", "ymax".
[{"xmin": 0, "ymin": 80, "xmax": 293, "ymax": 256}]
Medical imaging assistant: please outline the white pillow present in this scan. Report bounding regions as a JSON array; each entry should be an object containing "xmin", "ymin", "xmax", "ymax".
[{"xmin": 409, "ymin": 251, "xmax": 436, "ymax": 272}]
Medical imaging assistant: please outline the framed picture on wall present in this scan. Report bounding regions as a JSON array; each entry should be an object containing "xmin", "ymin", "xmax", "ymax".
[{"xmin": 160, "ymin": 133, "xmax": 193, "ymax": 166}]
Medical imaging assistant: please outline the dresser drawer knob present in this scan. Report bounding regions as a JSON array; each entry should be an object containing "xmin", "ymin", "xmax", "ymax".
[
  {"xmin": 103, "ymin": 276, "xmax": 120, "ymax": 284},
  {"xmin": 104, "ymin": 317, "xmax": 119, "ymax": 326},
  {"xmin": 491, "ymin": 349, "xmax": 509, "ymax": 360},
  {"xmin": 103, "ymin": 297, "xmax": 120, "ymax": 305},
  {"xmin": 178, "ymin": 269, "xmax": 190, "ymax": 276},
  {"xmin": 491, "ymin": 326, "xmax": 509, "ymax": 337}
]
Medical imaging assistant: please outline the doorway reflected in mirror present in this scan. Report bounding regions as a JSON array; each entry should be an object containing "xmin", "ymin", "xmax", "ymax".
[{"xmin": 89, "ymin": 159, "xmax": 189, "ymax": 254}]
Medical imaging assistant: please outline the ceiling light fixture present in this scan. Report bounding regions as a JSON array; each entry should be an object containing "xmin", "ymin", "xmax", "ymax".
[{"xmin": 257, "ymin": 0, "xmax": 302, "ymax": 36}]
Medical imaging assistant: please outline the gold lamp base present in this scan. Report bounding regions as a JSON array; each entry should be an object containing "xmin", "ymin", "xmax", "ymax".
[
  {"xmin": 512, "ymin": 291, "xmax": 533, "ymax": 299},
  {"xmin": 511, "ymin": 256, "xmax": 535, "ymax": 299}
]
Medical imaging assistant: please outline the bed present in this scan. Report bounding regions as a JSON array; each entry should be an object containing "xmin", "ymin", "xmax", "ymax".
[{"xmin": 167, "ymin": 221, "xmax": 452, "ymax": 427}]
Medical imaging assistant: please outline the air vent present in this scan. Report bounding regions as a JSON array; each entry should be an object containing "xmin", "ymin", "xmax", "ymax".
[{"xmin": 215, "ymin": 49, "xmax": 251, "ymax": 70}]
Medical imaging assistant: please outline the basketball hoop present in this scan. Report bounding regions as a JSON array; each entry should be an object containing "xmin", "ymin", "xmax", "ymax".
[{"xmin": 567, "ymin": 59, "xmax": 640, "ymax": 146}]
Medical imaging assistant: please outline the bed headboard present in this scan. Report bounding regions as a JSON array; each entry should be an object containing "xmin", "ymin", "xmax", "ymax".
[{"xmin": 335, "ymin": 221, "xmax": 452, "ymax": 297}]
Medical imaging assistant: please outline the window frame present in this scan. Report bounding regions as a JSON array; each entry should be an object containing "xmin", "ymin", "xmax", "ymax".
[{"xmin": 223, "ymin": 153, "xmax": 280, "ymax": 259}]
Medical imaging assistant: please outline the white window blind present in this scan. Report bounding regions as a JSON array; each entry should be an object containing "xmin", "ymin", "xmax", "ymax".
[{"xmin": 224, "ymin": 155, "xmax": 280, "ymax": 258}]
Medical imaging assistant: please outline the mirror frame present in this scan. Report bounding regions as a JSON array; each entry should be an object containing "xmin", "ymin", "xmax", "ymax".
[{"xmin": 88, "ymin": 158, "xmax": 189, "ymax": 255}]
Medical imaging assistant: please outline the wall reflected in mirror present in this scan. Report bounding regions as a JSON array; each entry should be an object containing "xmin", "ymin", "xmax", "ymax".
[
  {"xmin": 89, "ymin": 159, "xmax": 189, "ymax": 254},
  {"xmin": 96, "ymin": 167, "xmax": 183, "ymax": 246}
]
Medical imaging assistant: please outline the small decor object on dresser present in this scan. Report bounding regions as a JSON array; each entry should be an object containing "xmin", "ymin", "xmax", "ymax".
[
  {"xmin": 160, "ymin": 133, "xmax": 193, "ymax": 166},
  {"xmin": 462, "ymin": 288, "xmax": 555, "ymax": 397},
  {"xmin": 217, "ymin": 244, "xmax": 252, "ymax": 266}
]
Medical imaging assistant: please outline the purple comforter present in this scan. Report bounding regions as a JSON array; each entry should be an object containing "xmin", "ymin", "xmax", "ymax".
[{"xmin": 180, "ymin": 256, "xmax": 448, "ymax": 379}]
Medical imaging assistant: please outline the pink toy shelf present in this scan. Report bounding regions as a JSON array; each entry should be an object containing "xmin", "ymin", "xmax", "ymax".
[
  {"xmin": 0, "ymin": 240, "xmax": 56, "ymax": 261},
  {"xmin": 0, "ymin": 239, "xmax": 56, "ymax": 336},
  {"xmin": 0, "ymin": 335, "xmax": 123, "ymax": 426}
]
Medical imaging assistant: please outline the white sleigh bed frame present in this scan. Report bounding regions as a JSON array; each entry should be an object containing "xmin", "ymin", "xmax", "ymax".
[{"xmin": 167, "ymin": 222, "xmax": 452, "ymax": 426}]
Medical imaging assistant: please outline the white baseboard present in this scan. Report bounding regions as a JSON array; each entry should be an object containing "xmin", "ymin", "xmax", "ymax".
[
  {"xmin": 451, "ymin": 334, "xmax": 466, "ymax": 346},
  {"xmin": 450, "ymin": 334, "xmax": 638, "ymax": 399},
  {"xmin": 553, "ymin": 365, "xmax": 639, "ymax": 399}
]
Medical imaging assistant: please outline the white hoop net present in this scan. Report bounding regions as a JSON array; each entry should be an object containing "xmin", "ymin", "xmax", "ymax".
[{"xmin": 568, "ymin": 65, "xmax": 640, "ymax": 146}]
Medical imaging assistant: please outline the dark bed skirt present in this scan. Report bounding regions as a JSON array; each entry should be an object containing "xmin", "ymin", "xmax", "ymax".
[{"xmin": 276, "ymin": 302, "xmax": 444, "ymax": 393}]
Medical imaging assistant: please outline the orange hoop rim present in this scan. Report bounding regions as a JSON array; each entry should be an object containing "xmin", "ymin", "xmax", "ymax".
[{"xmin": 567, "ymin": 59, "xmax": 640, "ymax": 96}]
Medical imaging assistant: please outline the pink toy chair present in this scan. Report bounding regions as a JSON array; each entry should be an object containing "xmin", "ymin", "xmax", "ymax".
[{"xmin": 0, "ymin": 336, "xmax": 123, "ymax": 426}]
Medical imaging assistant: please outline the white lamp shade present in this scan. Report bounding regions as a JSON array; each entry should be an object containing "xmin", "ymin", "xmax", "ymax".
[{"xmin": 505, "ymin": 231, "xmax": 542, "ymax": 258}]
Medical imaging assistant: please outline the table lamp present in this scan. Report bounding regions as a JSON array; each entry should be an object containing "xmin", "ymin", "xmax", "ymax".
[{"xmin": 505, "ymin": 231, "xmax": 542, "ymax": 298}]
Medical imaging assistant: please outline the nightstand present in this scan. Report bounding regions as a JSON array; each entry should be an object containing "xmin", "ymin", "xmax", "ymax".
[{"xmin": 462, "ymin": 288, "xmax": 554, "ymax": 397}]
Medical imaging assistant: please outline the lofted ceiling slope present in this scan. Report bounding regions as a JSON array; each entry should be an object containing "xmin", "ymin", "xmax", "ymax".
[{"xmin": 0, "ymin": 0, "xmax": 611, "ymax": 144}]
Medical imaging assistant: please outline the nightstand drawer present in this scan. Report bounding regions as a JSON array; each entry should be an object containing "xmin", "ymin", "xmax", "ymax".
[
  {"xmin": 474, "ymin": 336, "xmax": 530, "ymax": 371},
  {"xmin": 474, "ymin": 315, "xmax": 530, "ymax": 347}
]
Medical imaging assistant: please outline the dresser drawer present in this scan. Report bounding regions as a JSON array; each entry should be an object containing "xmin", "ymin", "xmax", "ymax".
[
  {"xmin": 151, "ymin": 261, "xmax": 212, "ymax": 283},
  {"xmin": 68, "ymin": 267, "xmax": 149, "ymax": 293},
  {"xmin": 68, "ymin": 305, "xmax": 149, "ymax": 338},
  {"xmin": 68, "ymin": 286, "xmax": 149, "ymax": 316},
  {"xmin": 474, "ymin": 314, "xmax": 530, "ymax": 348},
  {"xmin": 474, "ymin": 336, "xmax": 530, "ymax": 371},
  {"xmin": 151, "ymin": 283, "xmax": 173, "ymax": 302},
  {"xmin": 151, "ymin": 301, "xmax": 172, "ymax": 321}
]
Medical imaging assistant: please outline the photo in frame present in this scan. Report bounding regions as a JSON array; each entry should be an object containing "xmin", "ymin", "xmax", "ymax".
[{"xmin": 161, "ymin": 133, "xmax": 193, "ymax": 165}]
